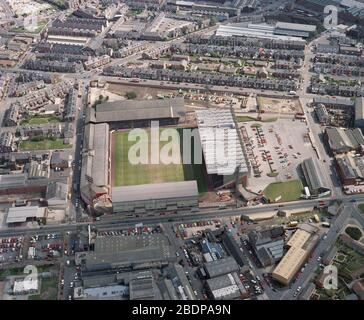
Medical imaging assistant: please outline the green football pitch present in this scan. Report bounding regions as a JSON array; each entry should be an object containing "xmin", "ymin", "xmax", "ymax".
[{"xmin": 112, "ymin": 130, "xmax": 207, "ymax": 193}]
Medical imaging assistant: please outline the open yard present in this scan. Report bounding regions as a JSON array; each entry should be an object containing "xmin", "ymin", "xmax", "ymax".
[
  {"xmin": 112, "ymin": 129, "xmax": 207, "ymax": 193},
  {"xmin": 243, "ymin": 117, "xmax": 319, "ymax": 195},
  {"xmin": 257, "ymin": 96, "xmax": 302, "ymax": 115},
  {"xmin": 358, "ymin": 204, "xmax": 364, "ymax": 214},
  {"xmin": 0, "ymin": 268, "xmax": 24, "ymax": 281},
  {"xmin": 263, "ymin": 180, "xmax": 303, "ymax": 202},
  {"xmin": 28, "ymin": 277, "xmax": 58, "ymax": 300},
  {"xmin": 236, "ymin": 116, "xmax": 256, "ymax": 122},
  {"xmin": 10, "ymin": 20, "xmax": 48, "ymax": 34},
  {"xmin": 21, "ymin": 116, "xmax": 61, "ymax": 125},
  {"xmin": 20, "ymin": 138, "xmax": 71, "ymax": 151}
]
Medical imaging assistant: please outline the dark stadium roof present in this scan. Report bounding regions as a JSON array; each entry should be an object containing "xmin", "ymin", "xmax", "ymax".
[
  {"xmin": 111, "ymin": 181, "xmax": 198, "ymax": 203},
  {"xmin": 94, "ymin": 98, "xmax": 186, "ymax": 123}
]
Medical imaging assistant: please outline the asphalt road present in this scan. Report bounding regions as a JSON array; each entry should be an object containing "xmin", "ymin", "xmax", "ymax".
[
  {"xmin": 69, "ymin": 80, "xmax": 89, "ymax": 222},
  {"xmin": 163, "ymin": 223, "xmax": 202, "ymax": 299},
  {"xmin": 0, "ymin": 195, "xmax": 362, "ymax": 238},
  {"xmin": 297, "ymin": 35, "xmax": 343, "ymax": 199}
]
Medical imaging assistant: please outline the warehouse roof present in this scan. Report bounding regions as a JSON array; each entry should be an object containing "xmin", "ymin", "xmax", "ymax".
[
  {"xmin": 336, "ymin": 156, "xmax": 357, "ymax": 180},
  {"xmin": 94, "ymin": 233, "xmax": 170, "ymax": 252},
  {"xmin": 206, "ymin": 273, "xmax": 241, "ymax": 300},
  {"xmin": 0, "ymin": 131, "xmax": 13, "ymax": 147},
  {"xmin": 28, "ymin": 161, "xmax": 49, "ymax": 179},
  {"xmin": 286, "ymin": 229, "xmax": 311, "ymax": 248},
  {"xmin": 355, "ymin": 97, "xmax": 364, "ymax": 121},
  {"xmin": 83, "ymin": 247, "xmax": 172, "ymax": 270},
  {"xmin": 82, "ymin": 274, "xmax": 117, "ymax": 288},
  {"xmin": 336, "ymin": 154, "xmax": 364, "ymax": 180},
  {"xmin": 313, "ymin": 96, "xmax": 354, "ymax": 107},
  {"xmin": 326, "ymin": 127, "xmax": 364, "ymax": 152},
  {"xmin": 111, "ymin": 180, "xmax": 198, "ymax": 203},
  {"xmin": 6, "ymin": 206, "xmax": 46, "ymax": 224},
  {"xmin": 206, "ymin": 273, "xmax": 237, "ymax": 291},
  {"xmin": 315, "ymin": 104, "xmax": 329, "ymax": 123},
  {"xmin": 0, "ymin": 173, "xmax": 27, "ymax": 188},
  {"xmin": 46, "ymin": 181, "xmax": 68, "ymax": 201},
  {"xmin": 275, "ymin": 22, "xmax": 317, "ymax": 33},
  {"xmin": 204, "ymin": 256, "xmax": 239, "ymax": 278},
  {"xmin": 301, "ymin": 158, "xmax": 328, "ymax": 192},
  {"xmin": 129, "ymin": 275, "xmax": 158, "ymax": 300},
  {"xmin": 221, "ymin": 232, "xmax": 245, "ymax": 267},
  {"xmin": 95, "ymin": 98, "xmax": 185, "ymax": 123},
  {"xmin": 79, "ymin": 233, "xmax": 173, "ymax": 271},
  {"xmin": 216, "ymin": 25, "xmax": 305, "ymax": 42},
  {"xmin": 273, "ymin": 247, "xmax": 308, "ymax": 282},
  {"xmin": 50, "ymin": 151, "xmax": 70, "ymax": 166},
  {"xmin": 196, "ymin": 108, "xmax": 249, "ymax": 176},
  {"xmin": 82, "ymin": 284, "xmax": 128, "ymax": 299},
  {"xmin": 272, "ymin": 229, "xmax": 311, "ymax": 284},
  {"xmin": 352, "ymin": 128, "xmax": 364, "ymax": 145}
]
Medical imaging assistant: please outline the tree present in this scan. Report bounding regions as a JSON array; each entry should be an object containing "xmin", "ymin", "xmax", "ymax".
[
  {"xmin": 125, "ymin": 91, "xmax": 137, "ymax": 100},
  {"xmin": 345, "ymin": 226, "xmax": 362, "ymax": 241},
  {"xmin": 210, "ymin": 17, "xmax": 218, "ymax": 26}
]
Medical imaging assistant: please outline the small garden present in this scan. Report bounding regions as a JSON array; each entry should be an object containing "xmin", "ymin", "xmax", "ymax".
[{"xmin": 345, "ymin": 226, "xmax": 363, "ymax": 241}]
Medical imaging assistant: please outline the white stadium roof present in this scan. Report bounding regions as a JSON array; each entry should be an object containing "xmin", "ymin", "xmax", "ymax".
[{"xmin": 196, "ymin": 108, "xmax": 248, "ymax": 176}]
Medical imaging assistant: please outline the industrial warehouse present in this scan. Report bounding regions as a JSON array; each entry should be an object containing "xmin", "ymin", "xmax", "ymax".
[
  {"xmin": 75, "ymin": 233, "xmax": 174, "ymax": 271},
  {"xmin": 6, "ymin": 206, "xmax": 47, "ymax": 226},
  {"xmin": 300, "ymin": 158, "xmax": 331, "ymax": 198},
  {"xmin": 216, "ymin": 21, "xmax": 317, "ymax": 41},
  {"xmin": 325, "ymin": 127, "xmax": 364, "ymax": 155},
  {"xmin": 272, "ymin": 228, "xmax": 319, "ymax": 286}
]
